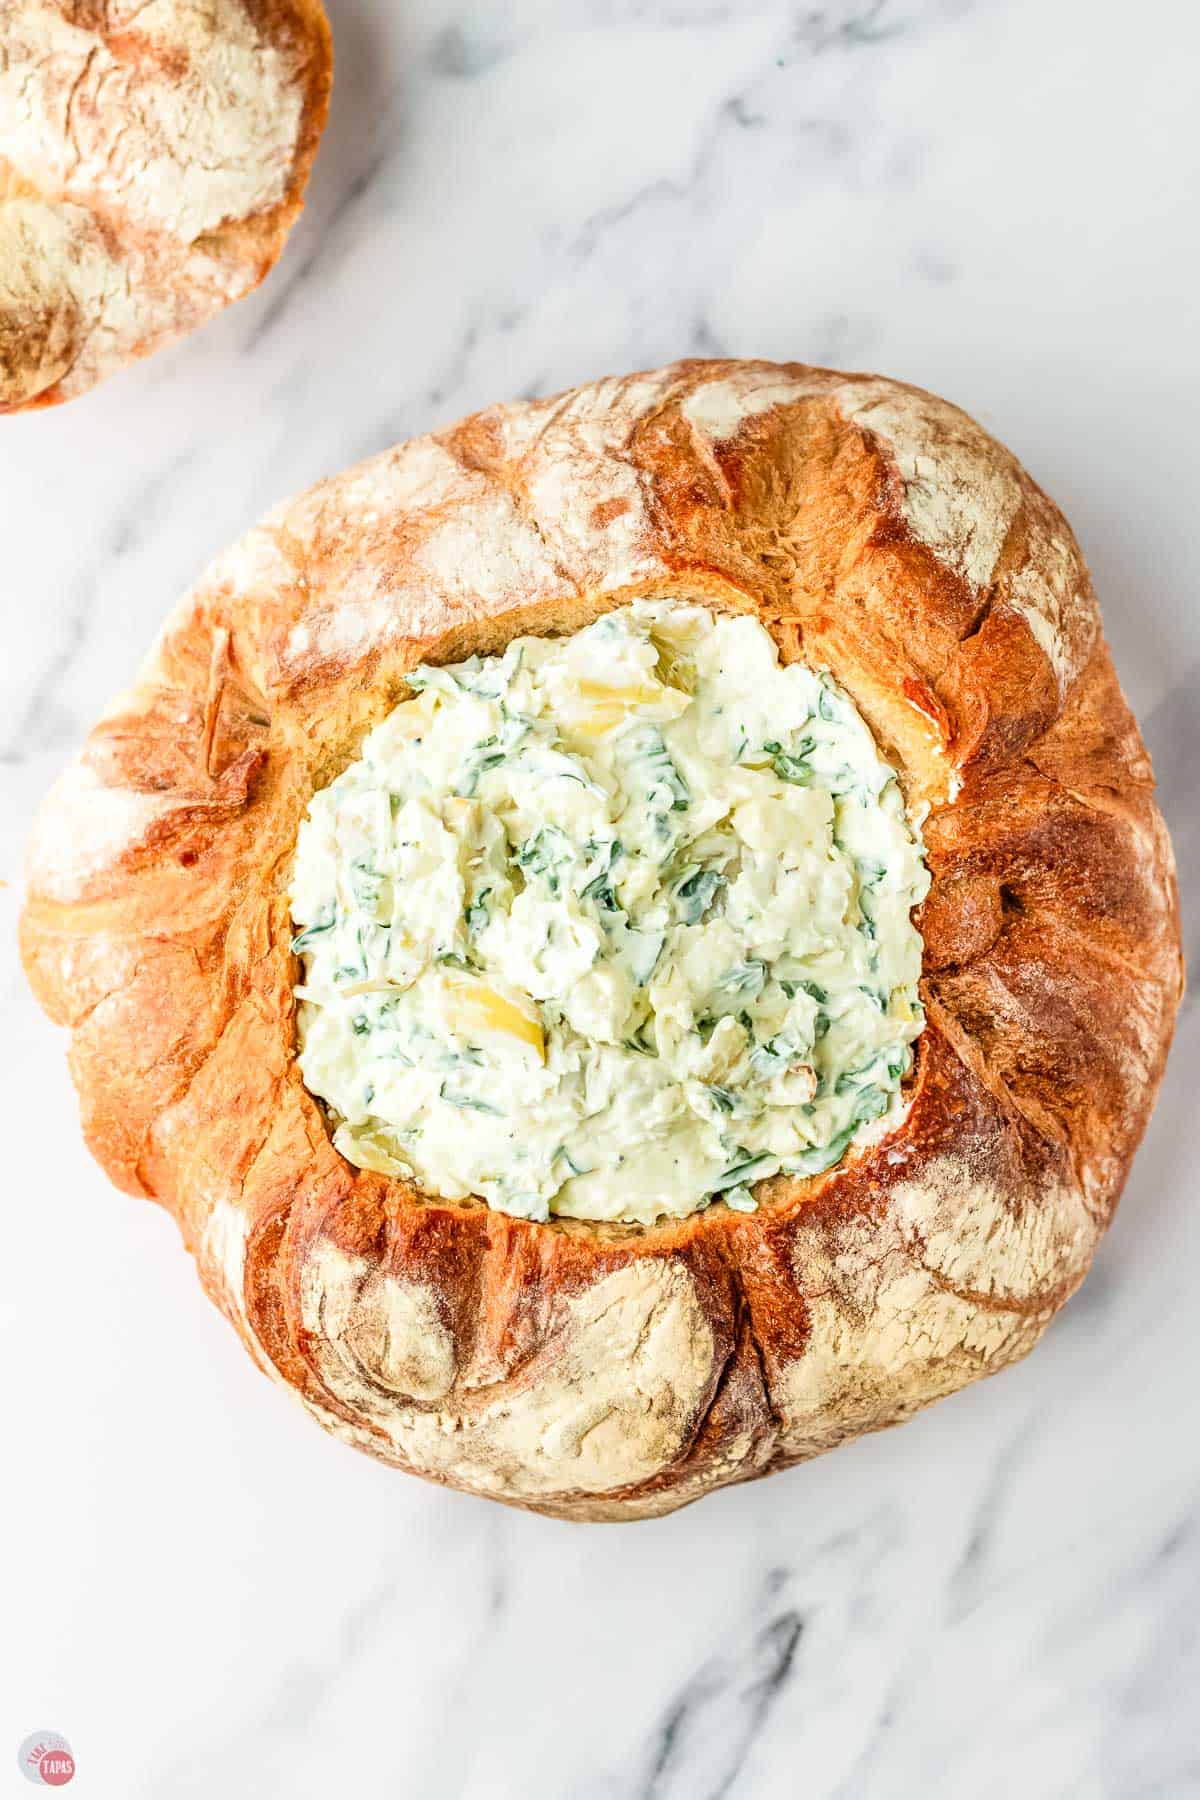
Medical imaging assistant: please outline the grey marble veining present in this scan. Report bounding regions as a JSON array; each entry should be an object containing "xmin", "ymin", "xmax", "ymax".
[{"xmin": 1, "ymin": 3, "xmax": 1196, "ymax": 1797}]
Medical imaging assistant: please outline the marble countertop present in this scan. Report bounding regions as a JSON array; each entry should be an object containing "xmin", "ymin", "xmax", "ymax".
[{"xmin": 2, "ymin": 3, "xmax": 1196, "ymax": 1796}]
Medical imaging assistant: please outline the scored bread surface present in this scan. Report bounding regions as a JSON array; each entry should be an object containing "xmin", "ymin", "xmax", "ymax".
[
  {"xmin": 21, "ymin": 359, "xmax": 1183, "ymax": 1519},
  {"xmin": 0, "ymin": 0, "xmax": 332, "ymax": 411}
]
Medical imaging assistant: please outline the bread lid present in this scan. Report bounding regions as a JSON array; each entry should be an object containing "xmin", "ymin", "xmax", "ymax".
[{"xmin": 0, "ymin": 0, "xmax": 332, "ymax": 410}]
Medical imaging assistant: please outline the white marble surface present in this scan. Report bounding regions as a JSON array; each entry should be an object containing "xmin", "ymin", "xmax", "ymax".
[{"xmin": 2, "ymin": 3, "xmax": 1197, "ymax": 1796}]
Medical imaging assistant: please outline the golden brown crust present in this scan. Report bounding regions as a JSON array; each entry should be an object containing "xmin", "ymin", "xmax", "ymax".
[
  {"xmin": 20, "ymin": 359, "xmax": 1183, "ymax": 1519},
  {"xmin": 0, "ymin": 0, "xmax": 332, "ymax": 411}
]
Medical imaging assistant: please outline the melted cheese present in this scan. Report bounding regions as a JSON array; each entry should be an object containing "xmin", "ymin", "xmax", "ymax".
[{"xmin": 289, "ymin": 602, "xmax": 930, "ymax": 1224}]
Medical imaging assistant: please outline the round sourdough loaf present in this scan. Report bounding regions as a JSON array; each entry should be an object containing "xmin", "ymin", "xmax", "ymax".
[
  {"xmin": 0, "ymin": 0, "xmax": 332, "ymax": 411},
  {"xmin": 20, "ymin": 360, "xmax": 1183, "ymax": 1519}
]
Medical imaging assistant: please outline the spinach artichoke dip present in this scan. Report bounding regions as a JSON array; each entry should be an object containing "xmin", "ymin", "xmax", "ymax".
[{"xmin": 289, "ymin": 602, "xmax": 930, "ymax": 1225}]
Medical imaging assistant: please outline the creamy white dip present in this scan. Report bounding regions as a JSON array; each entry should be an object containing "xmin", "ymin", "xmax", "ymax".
[{"xmin": 289, "ymin": 601, "xmax": 929, "ymax": 1224}]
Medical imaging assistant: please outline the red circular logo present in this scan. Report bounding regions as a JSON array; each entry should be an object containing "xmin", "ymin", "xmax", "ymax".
[
  {"xmin": 17, "ymin": 1734, "xmax": 75, "ymax": 1787},
  {"xmin": 37, "ymin": 1751, "xmax": 75, "ymax": 1787}
]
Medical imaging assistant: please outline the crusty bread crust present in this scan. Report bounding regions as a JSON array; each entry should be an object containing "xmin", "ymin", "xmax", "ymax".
[
  {"xmin": 0, "ymin": 0, "xmax": 332, "ymax": 411},
  {"xmin": 20, "ymin": 360, "xmax": 1183, "ymax": 1519}
]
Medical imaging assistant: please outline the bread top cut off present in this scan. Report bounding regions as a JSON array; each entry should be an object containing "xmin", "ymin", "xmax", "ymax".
[
  {"xmin": 21, "ymin": 359, "xmax": 1183, "ymax": 1519},
  {"xmin": 0, "ymin": 0, "xmax": 332, "ymax": 411}
]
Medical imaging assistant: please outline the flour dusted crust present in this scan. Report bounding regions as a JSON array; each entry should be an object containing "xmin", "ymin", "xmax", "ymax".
[
  {"xmin": 0, "ymin": 0, "xmax": 332, "ymax": 411},
  {"xmin": 21, "ymin": 360, "xmax": 1183, "ymax": 1519}
]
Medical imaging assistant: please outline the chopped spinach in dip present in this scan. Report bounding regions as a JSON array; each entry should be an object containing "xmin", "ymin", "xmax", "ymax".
[{"xmin": 289, "ymin": 601, "xmax": 929, "ymax": 1224}]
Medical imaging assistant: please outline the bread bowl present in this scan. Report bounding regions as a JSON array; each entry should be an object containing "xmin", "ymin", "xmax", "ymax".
[
  {"xmin": 0, "ymin": 0, "xmax": 332, "ymax": 412},
  {"xmin": 21, "ymin": 358, "xmax": 1183, "ymax": 1520}
]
